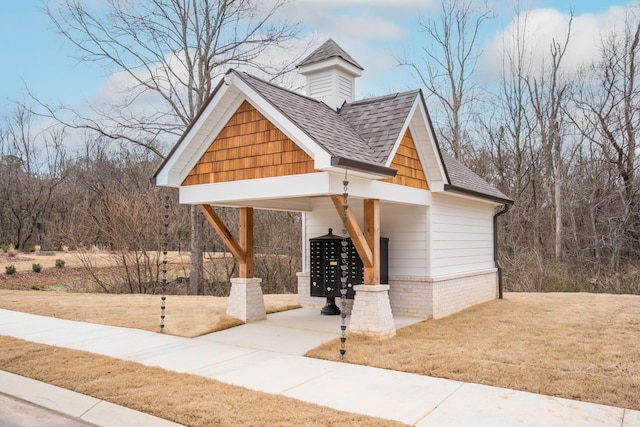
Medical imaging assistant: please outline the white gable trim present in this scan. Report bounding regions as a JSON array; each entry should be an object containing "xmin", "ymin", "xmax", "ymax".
[
  {"xmin": 155, "ymin": 80, "xmax": 239, "ymax": 186},
  {"xmin": 154, "ymin": 72, "xmax": 334, "ymax": 188},
  {"xmin": 383, "ymin": 97, "xmax": 448, "ymax": 191}
]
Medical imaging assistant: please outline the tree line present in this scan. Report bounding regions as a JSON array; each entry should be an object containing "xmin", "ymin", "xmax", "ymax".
[{"xmin": 1, "ymin": 0, "xmax": 638, "ymax": 295}]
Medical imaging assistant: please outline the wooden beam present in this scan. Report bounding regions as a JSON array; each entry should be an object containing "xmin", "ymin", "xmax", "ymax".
[
  {"xmin": 198, "ymin": 204, "xmax": 245, "ymax": 264},
  {"xmin": 364, "ymin": 199, "xmax": 380, "ymax": 285},
  {"xmin": 330, "ymin": 194, "xmax": 373, "ymax": 268},
  {"xmin": 239, "ymin": 207, "xmax": 254, "ymax": 278}
]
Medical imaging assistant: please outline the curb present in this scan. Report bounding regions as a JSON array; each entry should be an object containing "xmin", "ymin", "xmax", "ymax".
[{"xmin": 0, "ymin": 370, "xmax": 184, "ymax": 427}]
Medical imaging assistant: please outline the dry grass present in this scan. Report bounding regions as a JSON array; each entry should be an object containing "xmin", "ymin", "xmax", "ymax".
[
  {"xmin": 307, "ymin": 292, "xmax": 640, "ymax": 411},
  {"xmin": 0, "ymin": 336, "xmax": 402, "ymax": 427},
  {"xmin": 0, "ymin": 251, "xmax": 118, "ymax": 272},
  {"xmin": 0, "ymin": 290, "xmax": 298, "ymax": 337}
]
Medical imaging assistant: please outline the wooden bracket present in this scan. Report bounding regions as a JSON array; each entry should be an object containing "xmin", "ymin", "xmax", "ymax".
[
  {"xmin": 198, "ymin": 204, "xmax": 254, "ymax": 278},
  {"xmin": 330, "ymin": 195, "xmax": 373, "ymax": 269}
]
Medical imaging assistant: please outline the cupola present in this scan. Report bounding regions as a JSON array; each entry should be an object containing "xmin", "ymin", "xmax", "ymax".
[{"xmin": 297, "ymin": 39, "xmax": 363, "ymax": 111}]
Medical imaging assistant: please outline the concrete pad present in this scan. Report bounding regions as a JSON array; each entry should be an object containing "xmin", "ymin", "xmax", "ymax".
[
  {"xmin": 198, "ymin": 308, "xmax": 424, "ymax": 355},
  {"xmin": 65, "ymin": 329, "xmax": 185, "ymax": 358},
  {"xmin": 188, "ymin": 349, "xmax": 280, "ymax": 378},
  {"xmin": 624, "ymin": 409, "xmax": 640, "ymax": 426},
  {"xmin": 81, "ymin": 400, "xmax": 184, "ymax": 427},
  {"xmin": 212, "ymin": 353, "xmax": 343, "ymax": 394},
  {"xmin": 199, "ymin": 322, "xmax": 338, "ymax": 355},
  {"xmin": 283, "ymin": 363, "xmax": 463, "ymax": 425},
  {"xmin": 416, "ymin": 382, "xmax": 624, "ymax": 427},
  {"xmin": 123, "ymin": 339, "xmax": 257, "ymax": 373},
  {"xmin": 0, "ymin": 371, "xmax": 100, "ymax": 418}
]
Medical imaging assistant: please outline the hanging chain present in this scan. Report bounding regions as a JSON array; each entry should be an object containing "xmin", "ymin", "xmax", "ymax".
[
  {"xmin": 160, "ymin": 195, "xmax": 169, "ymax": 332},
  {"xmin": 340, "ymin": 171, "xmax": 349, "ymax": 360}
]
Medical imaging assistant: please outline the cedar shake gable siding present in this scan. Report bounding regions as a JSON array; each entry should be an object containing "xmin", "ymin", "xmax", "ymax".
[
  {"xmin": 383, "ymin": 129, "xmax": 429, "ymax": 190},
  {"xmin": 182, "ymin": 101, "xmax": 315, "ymax": 185},
  {"xmin": 236, "ymin": 72, "xmax": 375, "ymax": 164}
]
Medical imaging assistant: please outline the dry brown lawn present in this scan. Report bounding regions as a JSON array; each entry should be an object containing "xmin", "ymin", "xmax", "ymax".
[
  {"xmin": 0, "ymin": 290, "xmax": 298, "ymax": 337},
  {"xmin": 308, "ymin": 292, "xmax": 640, "ymax": 411},
  {"xmin": 0, "ymin": 336, "xmax": 402, "ymax": 427}
]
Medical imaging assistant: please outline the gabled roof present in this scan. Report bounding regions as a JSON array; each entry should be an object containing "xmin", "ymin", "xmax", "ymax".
[
  {"xmin": 297, "ymin": 38, "xmax": 364, "ymax": 70},
  {"xmin": 154, "ymin": 68, "xmax": 512, "ymax": 205},
  {"xmin": 236, "ymin": 71, "xmax": 373, "ymax": 164}
]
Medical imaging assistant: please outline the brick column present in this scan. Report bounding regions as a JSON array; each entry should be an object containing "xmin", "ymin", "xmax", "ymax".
[
  {"xmin": 227, "ymin": 277, "xmax": 266, "ymax": 322},
  {"xmin": 349, "ymin": 284, "xmax": 396, "ymax": 338}
]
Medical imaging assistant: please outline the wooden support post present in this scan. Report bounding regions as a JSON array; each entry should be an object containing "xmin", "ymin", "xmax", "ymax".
[
  {"xmin": 239, "ymin": 207, "xmax": 254, "ymax": 278},
  {"xmin": 199, "ymin": 204, "xmax": 255, "ymax": 278},
  {"xmin": 364, "ymin": 199, "xmax": 380, "ymax": 285},
  {"xmin": 330, "ymin": 194, "xmax": 373, "ymax": 268}
]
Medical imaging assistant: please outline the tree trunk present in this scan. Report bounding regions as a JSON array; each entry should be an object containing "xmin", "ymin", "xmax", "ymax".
[{"xmin": 189, "ymin": 205, "xmax": 204, "ymax": 295}]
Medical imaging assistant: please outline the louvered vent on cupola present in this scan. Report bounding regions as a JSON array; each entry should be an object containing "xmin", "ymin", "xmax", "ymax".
[{"xmin": 297, "ymin": 39, "xmax": 364, "ymax": 111}]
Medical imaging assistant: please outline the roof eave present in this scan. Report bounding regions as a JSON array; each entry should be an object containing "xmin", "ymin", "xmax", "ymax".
[
  {"xmin": 444, "ymin": 184, "xmax": 514, "ymax": 205},
  {"xmin": 152, "ymin": 71, "xmax": 230, "ymax": 183},
  {"xmin": 331, "ymin": 156, "xmax": 397, "ymax": 178}
]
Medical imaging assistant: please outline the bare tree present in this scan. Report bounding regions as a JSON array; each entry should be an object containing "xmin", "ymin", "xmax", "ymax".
[
  {"xmin": 39, "ymin": 0, "xmax": 301, "ymax": 294},
  {"xmin": 0, "ymin": 106, "xmax": 69, "ymax": 250},
  {"xmin": 399, "ymin": 0, "xmax": 493, "ymax": 160},
  {"xmin": 570, "ymin": 13, "xmax": 640, "ymax": 272},
  {"xmin": 526, "ymin": 16, "xmax": 573, "ymax": 262}
]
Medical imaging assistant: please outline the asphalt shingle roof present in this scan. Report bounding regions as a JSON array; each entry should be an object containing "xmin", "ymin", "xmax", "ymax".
[
  {"xmin": 339, "ymin": 91, "xmax": 419, "ymax": 164},
  {"xmin": 297, "ymin": 38, "xmax": 364, "ymax": 70},
  {"xmin": 441, "ymin": 152, "xmax": 512, "ymax": 202},
  {"xmin": 236, "ymin": 71, "xmax": 373, "ymax": 163},
  {"xmin": 235, "ymin": 70, "xmax": 512, "ymax": 204}
]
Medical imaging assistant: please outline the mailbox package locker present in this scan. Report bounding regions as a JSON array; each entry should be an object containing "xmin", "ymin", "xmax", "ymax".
[{"xmin": 310, "ymin": 229, "xmax": 388, "ymax": 299}]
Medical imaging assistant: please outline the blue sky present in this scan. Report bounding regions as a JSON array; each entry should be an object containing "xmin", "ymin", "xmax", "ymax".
[{"xmin": 0, "ymin": 0, "xmax": 633, "ymax": 121}]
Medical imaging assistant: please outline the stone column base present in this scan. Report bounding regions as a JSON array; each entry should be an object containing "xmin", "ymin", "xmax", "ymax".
[
  {"xmin": 349, "ymin": 284, "xmax": 396, "ymax": 338},
  {"xmin": 227, "ymin": 278, "xmax": 266, "ymax": 322}
]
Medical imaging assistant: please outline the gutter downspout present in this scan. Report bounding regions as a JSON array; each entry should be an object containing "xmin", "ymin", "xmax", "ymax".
[{"xmin": 494, "ymin": 204, "xmax": 510, "ymax": 299}]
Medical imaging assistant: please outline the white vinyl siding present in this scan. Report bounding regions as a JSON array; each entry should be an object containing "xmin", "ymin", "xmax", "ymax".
[
  {"xmin": 338, "ymin": 74, "xmax": 353, "ymax": 104},
  {"xmin": 380, "ymin": 203, "xmax": 428, "ymax": 277},
  {"xmin": 430, "ymin": 193, "xmax": 494, "ymax": 276},
  {"xmin": 302, "ymin": 198, "xmax": 428, "ymax": 278}
]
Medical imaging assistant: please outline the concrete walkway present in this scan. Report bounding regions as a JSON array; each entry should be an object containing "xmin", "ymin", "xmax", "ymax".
[{"xmin": 0, "ymin": 308, "xmax": 638, "ymax": 426}]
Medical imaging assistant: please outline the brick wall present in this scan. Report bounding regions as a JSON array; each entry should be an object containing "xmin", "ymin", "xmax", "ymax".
[
  {"xmin": 297, "ymin": 269, "xmax": 497, "ymax": 320},
  {"xmin": 388, "ymin": 276, "xmax": 433, "ymax": 318},
  {"xmin": 431, "ymin": 269, "xmax": 498, "ymax": 319}
]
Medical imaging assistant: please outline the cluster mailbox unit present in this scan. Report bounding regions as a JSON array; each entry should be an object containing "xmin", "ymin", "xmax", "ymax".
[{"xmin": 310, "ymin": 228, "xmax": 388, "ymax": 314}]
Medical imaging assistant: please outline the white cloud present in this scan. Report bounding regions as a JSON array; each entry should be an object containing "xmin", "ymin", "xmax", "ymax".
[{"xmin": 478, "ymin": 5, "xmax": 631, "ymax": 80}]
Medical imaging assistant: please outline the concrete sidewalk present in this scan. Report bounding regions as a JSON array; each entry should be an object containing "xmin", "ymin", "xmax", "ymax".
[{"xmin": 0, "ymin": 308, "xmax": 639, "ymax": 426}]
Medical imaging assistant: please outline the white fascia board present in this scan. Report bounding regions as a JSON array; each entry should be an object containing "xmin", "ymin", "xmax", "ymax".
[
  {"xmin": 230, "ymin": 74, "xmax": 333, "ymax": 170},
  {"xmin": 436, "ymin": 189, "xmax": 502, "ymax": 207},
  {"xmin": 326, "ymin": 173, "xmax": 433, "ymax": 206},
  {"xmin": 180, "ymin": 172, "xmax": 332, "ymax": 206},
  {"xmin": 179, "ymin": 171, "xmax": 432, "ymax": 208},
  {"xmin": 155, "ymin": 81, "xmax": 237, "ymax": 187},
  {"xmin": 385, "ymin": 98, "xmax": 418, "ymax": 167},
  {"xmin": 413, "ymin": 101, "xmax": 449, "ymax": 186},
  {"xmin": 298, "ymin": 57, "xmax": 362, "ymax": 77},
  {"xmin": 174, "ymin": 93, "xmax": 246, "ymax": 185}
]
